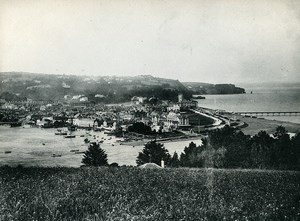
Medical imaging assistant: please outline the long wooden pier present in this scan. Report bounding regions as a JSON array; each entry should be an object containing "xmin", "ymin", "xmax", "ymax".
[{"xmin": 236, "ymin": 111, "xmax": 300, "ymax": 116}]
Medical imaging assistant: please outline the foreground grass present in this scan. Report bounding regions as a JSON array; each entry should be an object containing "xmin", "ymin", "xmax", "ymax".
[{"xmin": 0, "ymin": 167, "xmax": 299, "ymax": 221}]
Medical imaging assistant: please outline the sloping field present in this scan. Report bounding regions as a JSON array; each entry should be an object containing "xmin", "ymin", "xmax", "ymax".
[{"xmin": 0, "ymin": 167, "xmax": 299, "ymax": 220}]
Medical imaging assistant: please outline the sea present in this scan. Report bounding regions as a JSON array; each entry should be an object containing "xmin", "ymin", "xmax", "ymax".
[
  {"xmin": 196, "ymin": 82, "xmax": 300, "ymax": 124},
  {"xmin": 0, "ymin": 82, "xmax": 299, "ymax": 167},
  {"xmin": 0, "ymin": 125, "xmax": 201, "ymax": 167}
]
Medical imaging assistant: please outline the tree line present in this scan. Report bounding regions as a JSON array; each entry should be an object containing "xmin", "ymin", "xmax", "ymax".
[{"xmin": 82, "ymin": 125, "xmax": 300, "ymax": 171}]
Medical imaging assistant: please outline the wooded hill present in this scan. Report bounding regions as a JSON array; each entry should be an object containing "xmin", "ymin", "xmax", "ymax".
[
  {"xmin": 183, "ymin": 82, "xmax": 245, "ymax": 94},
  {"xmin": 0, "ymin": 72, "xmax": 245, "ymax": 103}
]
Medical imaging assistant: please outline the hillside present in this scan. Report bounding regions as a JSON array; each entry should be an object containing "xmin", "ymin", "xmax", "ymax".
[
  {"xmin": 183, "ymin": 82, "xmax": 245, "ymax": 94},
  {"xmin": 0, "ymin": 72, "xmax": 192, "ymax": 103},
  {"xmin": 0, "ymin": 72, "xmax": 246, "ymax": 103},
  {"xmin": 0, "ymin": 166, "xmax": 299, "ymax": 220}
]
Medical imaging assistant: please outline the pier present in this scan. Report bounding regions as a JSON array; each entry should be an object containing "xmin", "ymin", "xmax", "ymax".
[{"xmin": 237, "ymin": 111, "xmax": 300, "ymax": 116}]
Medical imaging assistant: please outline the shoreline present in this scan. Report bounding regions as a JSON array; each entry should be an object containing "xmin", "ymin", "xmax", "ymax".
[
  {"xmin": 121, "ymin": 113, "xmax": 300, "ymax": 146},
  {"xmin": 239, "ymin": 116, "xmax": 300, "ymax": 136},
  {"xmin": 121, "ymin": 134, "xmax": 203, "ymax": 146},
  {"xmin": 1, "ymin": 116, "xmax": 299, "ymax": 167}
]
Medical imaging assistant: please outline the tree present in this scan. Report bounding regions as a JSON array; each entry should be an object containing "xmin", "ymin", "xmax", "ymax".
[
  {"xmin": 136, "ymin": 140, "xmax": 171, "ymax": 166},
  {"xmin": 82, "ymin": 142, "xmax": 108, "ymax": 166},
  {"xmin": 250, "ymin": 131, "xmax": 274, "ymax": 169},
  {"xmin": 273, "ymin": 126, "xmax": 292, "ymax": 169},
  {"xmin": 209, "ymin": 125, "xmax": 236, "ymax": 150},
  {"xmin": 274, "ymin": 125, "xmax": 287, "ymax": 139},
  {"xmin": 180, "ymin": 141, "xmax": 205, "ymax": 167},
  {"xmin": 224, "ymin": 131, "xmax": 251, "ymax": 168},
  {"xmin": 170, "ymin": 152, "xmax": 180, "ymax": 167},
  {"xmin": 128, "ymin": 122, "xmax": 152, "ymax": 135},
  {"xmin": 291, "ymin": 133, "xmax": 300, "ymax": 170}
]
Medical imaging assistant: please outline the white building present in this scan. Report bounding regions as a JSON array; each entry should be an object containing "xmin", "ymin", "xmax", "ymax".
[
  {"xmin": 79, "ymin": 96, "xmax": 88, "ymax": 102},
  {"xmin": 167, "ymin": 104, "xmax": 180, "ymax": 112}
]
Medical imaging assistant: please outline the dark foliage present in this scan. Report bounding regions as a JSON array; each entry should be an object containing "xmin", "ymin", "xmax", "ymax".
[
  {"xmin": 0, "ymin": 92, "xmax": 27, "ymax": 101},
  {"xmin": 82, "ymin": 142, "xmax": 108, "ymax": 166},
  {"xmin": 180, "ymin": 142, "xmax": 205, "ymax": 167},
  {"xmin": 178, "ymin": 125, "xmax": 300, "ymax": 170},
  {"xmin": 170, "ymin": 152, "xmax": 180, "ymax": 167},
  {"xmin": 136, "ymin": 140, "xmax": 171, "ymax": 166},
  {"xmin": 128, "ymin": 122, "xmax": 153, "ymax": 135}
]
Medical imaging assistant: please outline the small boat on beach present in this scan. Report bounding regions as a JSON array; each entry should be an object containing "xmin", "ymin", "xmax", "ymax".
[
  {"xmin": 52, "ymin": 154, "xmax": 62, "ymax": 157},
  {"xmin": 4, "ymin": 151, "xmax": 12, "ymax": 154},
  {"xmin": 64, "ymin": 135, "xmax": 76, "ymax": 138}
]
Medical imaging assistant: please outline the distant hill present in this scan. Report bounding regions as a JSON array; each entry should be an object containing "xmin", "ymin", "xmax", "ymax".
[
  {"xmin": 0, "ymin": 72, "xmax": 192, "ymax": 103},
  {"xmin": 0, "ymin": 72, "xmax": 245, "ymax": 103},
  {"xmin": 183, "ymin": 82, "xmax": 245, "ymax": 95}
]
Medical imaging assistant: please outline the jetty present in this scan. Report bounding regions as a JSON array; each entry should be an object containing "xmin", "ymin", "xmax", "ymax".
[{"xmin": 237, "ymin": 111, "xmax": 300, "ymax": 116}]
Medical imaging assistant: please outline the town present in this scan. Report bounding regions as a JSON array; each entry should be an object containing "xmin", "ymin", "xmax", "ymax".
[{"xmin": 0, "ymin": 92, "xmax": 245, "ymax": 144}]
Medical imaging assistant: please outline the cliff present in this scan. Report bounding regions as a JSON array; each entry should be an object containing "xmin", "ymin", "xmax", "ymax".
[{"xmin": 183, "ymin": 82, "xmax": 245, "ymax": 94}]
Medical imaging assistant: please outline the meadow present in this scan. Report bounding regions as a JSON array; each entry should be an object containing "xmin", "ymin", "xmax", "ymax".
[{"xmin": 0, "ymin": 166, "xmax": 299, "ymax": 221}]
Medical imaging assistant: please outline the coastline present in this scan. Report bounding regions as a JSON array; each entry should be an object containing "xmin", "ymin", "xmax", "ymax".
[
  {"xmin": 121, "ymin": 134, "xmax": 203, "ymax": 146},
  {"xmin": 240, "ymin": 116, "xmax": 300, "ymax": 136},
  {"xmin": 1, "ymin": 112, "xmax": 299, "ymax": 167}
]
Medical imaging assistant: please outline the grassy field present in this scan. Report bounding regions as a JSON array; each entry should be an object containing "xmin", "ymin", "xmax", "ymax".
[{"xmin": 0, "ymin": 167, "xmax": 299, "ymax": 221}]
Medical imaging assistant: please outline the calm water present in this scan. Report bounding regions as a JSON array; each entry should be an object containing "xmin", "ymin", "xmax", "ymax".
[
  {"xmin": 196, "ymin": 83, "xmax": 300, "ymax": 124},
  {"xmin": 0, "ymin": 126, "xmax": 201, "ymax": 167}
]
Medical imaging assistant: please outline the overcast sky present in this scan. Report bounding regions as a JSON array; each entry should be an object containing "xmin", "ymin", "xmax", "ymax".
[{"xmin": 0, "ymin": 0, "xmax": 300, "ymax": 84}]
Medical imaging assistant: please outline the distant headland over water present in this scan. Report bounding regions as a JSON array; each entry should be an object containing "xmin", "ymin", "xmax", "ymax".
[
  {"xmin": 0, "ymin": 72, "xmax": 245, "ymax": 104},
  {"xmin": 196, "ymin": 82, "xmax": 300, "ymax": 124}
]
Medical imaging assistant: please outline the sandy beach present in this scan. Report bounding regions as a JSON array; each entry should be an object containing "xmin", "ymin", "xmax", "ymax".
[{"xmin": 240, "ymin": 116, "xmax": 300, "ymax": 136}]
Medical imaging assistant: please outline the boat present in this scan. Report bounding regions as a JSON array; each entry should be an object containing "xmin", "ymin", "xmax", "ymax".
[
  {"xmin": 64, "ymin": 135, "xmax": 76, "ymax": 138},
  {"xmin": 193, "ymin": 95, "xmax": 206, "ymax": 99},
  {"xmin": 70, "ymin": 149, "xmax": 79, "ymax": 152},
  {"xmin": 55, "ymin": 132, "xmax": 68, "ymax": 135},
  {"xmin": 4, "ymin": 151, "xmax": 12, "ymax": 154},
  {"xmin": 52, "ymin": 154, "xmax": 62, "ymax": 157}
]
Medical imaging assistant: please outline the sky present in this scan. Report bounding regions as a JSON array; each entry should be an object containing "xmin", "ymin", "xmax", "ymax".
[{"xmin": 0, "ymin": 0, "xmax": 300, "ymax": 84}]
